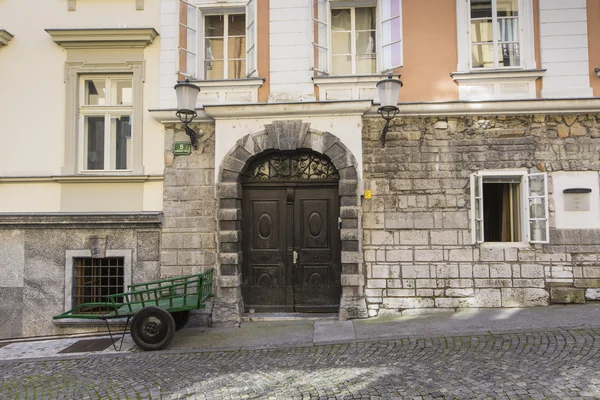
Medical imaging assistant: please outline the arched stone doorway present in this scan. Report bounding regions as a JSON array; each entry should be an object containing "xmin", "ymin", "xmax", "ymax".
[{"xmin": 214, "ymin": 120, "xmax": 367, "ymax": 325}]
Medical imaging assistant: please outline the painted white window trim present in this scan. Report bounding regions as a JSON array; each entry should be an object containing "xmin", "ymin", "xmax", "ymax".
[
  {"xmin": 451, "ymin": 69, "xmax": 544, "ymax": 101},
  {"xmin": 311, "ymin": 0, "xmax": 403, "ymax": 76},
  {"xmin": 45, "ymin": 28, "xmax": 158, "ymax": 49},
  {"xmin": 470, "ymin": 169, "xmax": 549, "ymax": 245},
  {"xmin": 179, "ymin": 1, "xmax": 257, "ymax": 80},
  {"xmin": 63, "ymin": 249, "xmax": 132, "ymax": 313},
  {"xmin": 313, "ymin": 74, "xmax": 386, "ymax": 101},
  {"xmin": 63, "ymin": 62, "xmax": 145, "ymax": 175},
  {"xmin": 46, "ymin": 28, "xmax": 156, "ymax": 176},
  {"xmin": 456, "ymin": 0, "xmax": 535, "ymax": 72},
  {"xmin": 78, "ymin": 75, "xmax": 135, "ymax": 173},
  {"xmin": 0, "ymin": 30, "xmax": 13, "ymax": 48}
]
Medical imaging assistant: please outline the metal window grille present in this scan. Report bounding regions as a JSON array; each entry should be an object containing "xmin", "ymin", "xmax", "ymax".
[{"xmin": 74, "ymin": 257, "xmax": 124, "ymax": 314}]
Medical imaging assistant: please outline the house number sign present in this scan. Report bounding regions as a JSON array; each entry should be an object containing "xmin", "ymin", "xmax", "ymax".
[{"xmin": 173, "ymin": 142, "xmax": 192, "ymax": 156}]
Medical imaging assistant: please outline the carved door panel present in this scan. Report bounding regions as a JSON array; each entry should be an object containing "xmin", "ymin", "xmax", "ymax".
[
  {"xmin": 242, "ymin": 188, "xmax": 291, "ymax": 312},
  {"xmin": 293, "ymin": 187, "xmax": 341, "ymax": 312},
  {"xmin": 242, "ymin": 184, "xmax": 340, "ymax": 313}
]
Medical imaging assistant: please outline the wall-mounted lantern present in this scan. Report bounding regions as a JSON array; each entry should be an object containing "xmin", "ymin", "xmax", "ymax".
[
  {"xmin": 376, "ymin": 74, "xmax": 403, "ymax": 147},
  {"xmin": 174, "ymin": 79, "xmax": 201, "ymax": 149}
]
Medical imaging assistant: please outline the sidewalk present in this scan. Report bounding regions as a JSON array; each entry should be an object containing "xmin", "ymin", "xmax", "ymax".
[{"xmin": 2, "ymin": 303, "xmax": 600, "ymax": 361}]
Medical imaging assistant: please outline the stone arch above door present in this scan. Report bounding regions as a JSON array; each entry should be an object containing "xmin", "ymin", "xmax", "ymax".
[{"xmin": 214, "ymin": 120, "xmax": 367, "ymax": 325}]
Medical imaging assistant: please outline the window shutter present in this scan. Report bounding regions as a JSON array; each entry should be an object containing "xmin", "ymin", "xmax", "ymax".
[
  {"xmin": 246, "ymin": 0, "xmax": 258, "ymax": 77},
  {"xmin": 178, "ymin": 0, "xmax": 198, "ymax": 78},
  {"xmin": 380, "ymin": 0, "xmax": 402, "ymax": 71},
  {"xmin": 527, "ymin": 172, "xmax": 549, "ymax": 244},
  {"xmin": 471, "ymin": 173, "xmax": 484, "ymax": 243},
  {"xmin": 311, "ymin": 0, "xmax": 329, "ymax": 75}
]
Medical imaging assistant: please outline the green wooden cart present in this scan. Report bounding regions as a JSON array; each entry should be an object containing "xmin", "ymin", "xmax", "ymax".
[{"xmin": 54, "ymin": 269, "xmax": 214, "ymax": 351}]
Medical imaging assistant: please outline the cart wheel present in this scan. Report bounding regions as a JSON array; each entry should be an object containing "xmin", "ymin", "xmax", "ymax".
[
  {"xmin": 171, "ymin": 310, "xmax": 191, "ymax": 331},
  {"xmin": 130, "ymin": 306, "xmax": 175, "ymax": 351}
]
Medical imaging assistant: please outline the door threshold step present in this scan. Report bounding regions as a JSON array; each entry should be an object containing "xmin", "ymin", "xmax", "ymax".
[{"xmin": 242, "ymin": 313, "xmax": 339, "ymax": 322}]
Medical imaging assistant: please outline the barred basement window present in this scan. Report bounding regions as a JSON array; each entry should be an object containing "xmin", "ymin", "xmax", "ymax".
[{"xmin": 73, "ymin": 257, "xmax": 124, "ymax": 314}]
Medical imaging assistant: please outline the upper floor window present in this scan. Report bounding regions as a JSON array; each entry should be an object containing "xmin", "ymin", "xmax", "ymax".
[
  {"xmin": 80, "ymin": 76, "xmax": 133, "ymax": 171},
  {"xmin": 470, "ymin": 0, "xmax": 520, "ymax": 69},
  {"xmin": 312, "ymin": 0, "xmax": 402, "ymax": 76},
  {"xmin": 179, "ymin": 0, "xmax": 257, "ymax": 80},
  {"xmin": 457, "ymin": 0, "xmax": 535, "ymax": 72}
]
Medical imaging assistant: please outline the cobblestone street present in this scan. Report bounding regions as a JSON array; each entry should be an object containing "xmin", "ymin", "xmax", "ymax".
[{"xmin": 1, "ymin": 327, "xmax": 600, "ymax": 399}]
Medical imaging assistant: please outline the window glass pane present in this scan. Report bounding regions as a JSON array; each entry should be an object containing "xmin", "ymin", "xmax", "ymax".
[
  {"xmin": 529, "ymin": 198, "xmax": 546, "ymax": 219},
  {"xmin": 499, "ymin": 43, "xmax": 520, "ymax": 66},
  {"xmin": 332, "ymin": 55, "xmax": 352, "ymax": 75},
  {"xmin": 498, "ymin": 18, "xmax": 519, "ymax": 42},
  {"xmin": 85, "ymin": 116, "xmax": 105, "ymax": 170},
  {"xmin": 356, "ymin": 31, "xmax": 376, "ymax": 55},
  {"xmin": 471, "ymin": 20, "xmax": 493, "ymax": 43},
  {"xmin": 471, "ymin": 0, "xmax": 492, "ymax": 18},
  {"xmin": 356, "ymin": 54, "xmax": 376, "ymax": 74},
  {"xmin": 530, "ymin": 220, "xmax": 547, "ymax": 242},
  {"xmin": 186, "ymin": 52, "xmax": 196, "ymax": 77},
  {"xmin": 206, "ymin": 38, "xmax": 224, "ymax": 60},
  {"xmin": 206, "ymin": 60, "xmax": 224, "ymax": 79},
  {"xmin": 180, "ymin": 2, "xmax": 196, "ymax": 27},
  {"xmin": 205, "ymin": 15, "xmax": 224, "ymax": 37},
  {"xmin": 331, "ymin": 9, "xmax": 351, "ymax": 31},
  {"xmin": 332, "ymin": 32, "xmax": 351, "ymax": 54},
  {"xmin": 84, "ymin": 79, "xmax": 106, "ymax": 105},
  {"xmin": 229, "ymin": 14, "xmax": 246, "ymax": 36},
  {"xmin": 111, "ymin": 80, "xmax": 133, "ymax": 105},
  {"xmin": 529, "ymin": 175, "xmax": 545, "ymax": 197},
  {"xmin": 228, "ymin": 36, "xmax": 246, "ymax": 59},
  {"xmin": 497, "ymin": 0, "xmax": 518, "ymax": 17},
  {"xmin": 472, "ymin": 44, "xmax": 494, "ymax": 68},
  {"xmin": 228, "ymin": 60, "xmax": 246, "ymax": 79},
  {"xmin": 355, "ymin": 7, "xmax": 375, "ymax": 30},
  {"xmin": 179, "ymin": 25, "xmax": 196, "ymax": 53},
  {"xmin": 111, "ymin": 115, "xmax": 131, "ymax": 170},
  {"xmin": 382, "ymin": 41, "xmax": 402, "ymax": 71}
]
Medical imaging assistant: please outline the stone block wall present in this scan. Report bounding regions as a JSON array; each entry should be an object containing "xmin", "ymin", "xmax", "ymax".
[
  {"xmin": 362, "ymin": 113, "xmax": 600, "ymax": 316},
  {"xmin": 0, "ymin": 214, "xmax": 161, "ymax": 339},
  {"xmin": 161, "ymin": 123, "xmax": 217, "ymax": 326}
]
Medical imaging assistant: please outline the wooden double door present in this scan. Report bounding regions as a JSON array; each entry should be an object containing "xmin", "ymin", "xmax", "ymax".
[{"xmin": 242, "ymin": 185, "xmax": 341, "ymax": 313}]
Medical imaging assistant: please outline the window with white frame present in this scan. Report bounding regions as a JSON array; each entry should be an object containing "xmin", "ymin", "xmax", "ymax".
[
  {"xmin": 178, "ymin": 0, "xmax": 257, "ymax": 80},
  {"xmin": 457, "ymin": 0, "xmax": 535, "ymax": 71},
  {"xmin": 471, "ymin": 171, "xmax": 549, "ymax": 244},
  {"xmin": 312, "ymin": 0, "xmax": 402, "ymax": 76},
  {"xmin": 79, "ymin": 76, "xmax": 133, "ymax": 171},
  {"xmin": 470, "ymin": 0, "xmax": 520, "ymax": 69}
]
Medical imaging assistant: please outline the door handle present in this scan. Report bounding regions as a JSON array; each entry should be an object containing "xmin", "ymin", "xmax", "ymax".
[{"xmin": 293, "ymin": 250, "xmax": 298, "ymax": 265}]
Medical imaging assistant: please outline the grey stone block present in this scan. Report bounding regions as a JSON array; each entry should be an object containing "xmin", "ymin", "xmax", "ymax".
[
  {"xmin": 137, "ymin": 231, "xmax": 160, "ymax": 261},
  {"xmin": 0, "ymin": 287, "xmax": 23, "ymax": 339},
  {"xmin": 550, "ymin": 287, "xmax": 585, "ymax": 304}
]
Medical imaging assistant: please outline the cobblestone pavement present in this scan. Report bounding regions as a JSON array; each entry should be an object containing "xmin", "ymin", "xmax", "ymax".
[{"xmin": 1, "ymin": 328, "xmax": 600, "ymax": 399}]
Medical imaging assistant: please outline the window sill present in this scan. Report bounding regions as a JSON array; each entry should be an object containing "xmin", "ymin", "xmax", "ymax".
[
  {"xmin": 313, "ymin": 74, "xmax": 388, "ymax": 101},
  {"xmin": 188, "ymin": 77, "xmax": 265, "ymax": 105},
  {"xmin": 479, "ymin": 242, "xmax": 532, "ymax": 249},
  {"xmin": 451, "ymin": 69, "xmax": 545, "ymax": 101}
]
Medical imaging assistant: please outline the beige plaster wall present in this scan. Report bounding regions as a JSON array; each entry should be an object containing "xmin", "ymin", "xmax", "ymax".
[{"xmin": 0, "ymin": 0, "xmax": 163, "ymax": 212}]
